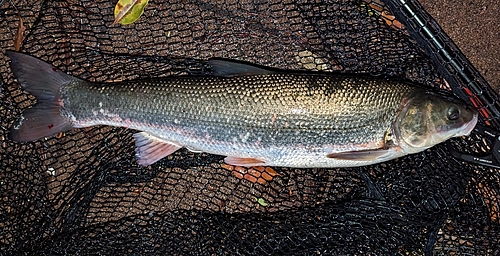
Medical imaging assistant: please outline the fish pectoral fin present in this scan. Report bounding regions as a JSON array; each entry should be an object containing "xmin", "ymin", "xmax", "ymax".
[
  {"xmin": 208, "ymin": 58, "xmax": 276, "ymax": 77},
  {"xmin": 133, "ymin": 132, "xmax": 182, "ymax": 166},
  {"xmin": 224, "ymin": 156, "xmax": 267, "ymax": 167},
  {"xmin": 327, "ymin": 149, "xmax": 392, "ymax": 161}
]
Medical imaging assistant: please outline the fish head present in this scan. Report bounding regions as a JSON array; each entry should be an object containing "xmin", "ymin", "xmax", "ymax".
[{"xmin": 397, "ymin": 94, "xmax": 478, "ymax": 151}]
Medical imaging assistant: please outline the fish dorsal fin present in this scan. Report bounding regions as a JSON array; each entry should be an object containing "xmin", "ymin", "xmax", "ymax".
[{"xmin": 208, "ymin": 59, "xmax": 275, "ymax": 77}]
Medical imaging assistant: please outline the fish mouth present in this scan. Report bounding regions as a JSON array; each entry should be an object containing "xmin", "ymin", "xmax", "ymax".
[{"xmin": 462, "ymin": 112, "xmax": 478, "ymax": 136}]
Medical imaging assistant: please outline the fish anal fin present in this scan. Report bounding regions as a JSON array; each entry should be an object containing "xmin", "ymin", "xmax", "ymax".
[
  {"xmin": 133, "ymin": 132, "xmax": 182, "ymax": 166},
  {"xmin": 224, "ymin": 156, "xmax": 267, "ymax": 167},
  {"xmin": 327, "ymin": 149, "xmax": 391, "ymax": 161}
]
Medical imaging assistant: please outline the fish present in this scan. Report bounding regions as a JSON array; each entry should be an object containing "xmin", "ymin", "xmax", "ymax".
[{"xmin": 7, "ymin": 51, "xmax": 478, "ymax": 168}]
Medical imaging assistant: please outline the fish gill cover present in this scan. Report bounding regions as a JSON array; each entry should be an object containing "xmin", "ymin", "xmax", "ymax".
[{"xmin": 0, "ymin": 0, "xmax": 499, "ymax": 255}]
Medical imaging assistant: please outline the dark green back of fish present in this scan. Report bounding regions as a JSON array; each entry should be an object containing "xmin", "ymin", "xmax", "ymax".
[{"xmin": 62, "ymin": 73, "xmax": 419, "ymax": 148}]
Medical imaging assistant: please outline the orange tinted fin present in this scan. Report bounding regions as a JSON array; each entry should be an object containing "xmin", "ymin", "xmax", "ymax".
[
  {"xmin": 133, "ymin": 132, "xmax": 182, "ymax": 166},
  {"xmin": 327, "ymin": 149, "xmax": 391, "ymax": 161},
  {"xmin": 224, "ymin": 156, "xmax": 267, "ymax": 167}
]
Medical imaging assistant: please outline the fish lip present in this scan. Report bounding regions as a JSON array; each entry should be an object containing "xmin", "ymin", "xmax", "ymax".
[{"xmin": 462, "ymin": 112, "xmax": 478, "ymax": 136}]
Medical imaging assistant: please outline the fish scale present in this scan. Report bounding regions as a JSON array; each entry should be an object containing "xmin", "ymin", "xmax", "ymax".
[
  {"xmin": 60, "ymin": 73, "xmax": 417, "ymax": 167},
  {"xmin": 7, "ymin": 52, "xmax": 477, "ymax": 168},
  {"xmin": 63, "ymin": 74, "xmax": 413, "ymax": 145}
]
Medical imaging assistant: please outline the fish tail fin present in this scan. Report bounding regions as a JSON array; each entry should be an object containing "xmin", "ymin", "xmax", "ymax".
[{"xmin": 7, "ymin": 51, "xmax": 75, "ymax": 141}]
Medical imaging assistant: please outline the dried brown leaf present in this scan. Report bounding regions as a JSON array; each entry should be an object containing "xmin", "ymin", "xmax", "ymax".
[{"xmin": 14, "ymin": 15, "xmax": 25, "ymax": 51}]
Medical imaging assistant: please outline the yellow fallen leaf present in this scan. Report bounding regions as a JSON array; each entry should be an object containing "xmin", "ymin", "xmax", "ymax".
[{"xmin": 113, "ymin": 0, "xmax": 149, "ymax": 25}]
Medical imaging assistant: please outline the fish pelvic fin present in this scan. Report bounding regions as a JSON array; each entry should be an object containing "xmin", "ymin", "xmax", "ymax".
[
  {"xmin": 7, "ymin": 51, "xmax": 76, "ymax": 141},
  {"xmin": 133, "ymin": 132, "xmax": 182, "ymax": 166}
]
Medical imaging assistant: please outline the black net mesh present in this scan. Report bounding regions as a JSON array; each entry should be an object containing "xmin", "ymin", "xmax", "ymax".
[{"xmin": 1, "ymin": 0, "xmax": 499, "ymax": 255}]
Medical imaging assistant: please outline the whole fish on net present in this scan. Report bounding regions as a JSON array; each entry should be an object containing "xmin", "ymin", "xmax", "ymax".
[{"xmin": 7, "ymin": 52, "xmax": 477, "ymax": 168}]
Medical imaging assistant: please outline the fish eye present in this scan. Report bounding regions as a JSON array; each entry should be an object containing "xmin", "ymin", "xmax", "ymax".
[{"xmin": 447, "ymin": 106, "xmax": 460, "ymax": 120}]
